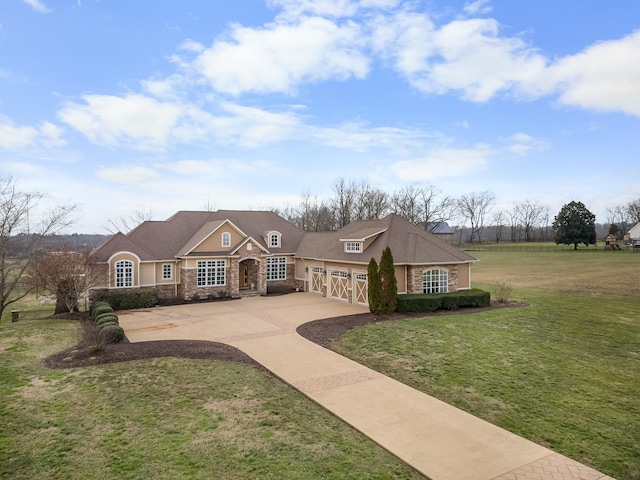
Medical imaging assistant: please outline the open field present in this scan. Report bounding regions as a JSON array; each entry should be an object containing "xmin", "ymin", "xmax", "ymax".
[
  {"xmin": 0, "ymin": 320, "xmax": 424, "ymax": 479},
  {"xmin": 333, "ymin": 249, "xmax": 640, "ymax": 479}
]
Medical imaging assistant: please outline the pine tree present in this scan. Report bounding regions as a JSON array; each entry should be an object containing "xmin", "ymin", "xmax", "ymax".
[
  {"xmin": 379, "ymin": 247, "xmax": 398, "ymax": 314},
  {"xmin": 367, "ymin": 257, "xmax": 382, "ymax": 315}
]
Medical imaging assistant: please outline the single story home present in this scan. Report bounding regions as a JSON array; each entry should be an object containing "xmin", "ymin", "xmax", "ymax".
[{"xmin": 89, "ymin": 210, "xmax": 477, "ymax": 306}]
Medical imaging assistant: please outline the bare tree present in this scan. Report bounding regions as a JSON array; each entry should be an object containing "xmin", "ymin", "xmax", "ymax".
[
  {"xmin": 102, "ymin": 208, "xmax": 155, "ymax": 234},
  {"xmin": 626, "ymin": 198, "xmax": 640, "ymax": 224},
  {"xmin": 515, "ymin": 200, "xmax": 547, "ymax": 242},
  {"xmin": 417, "ymin": 183, "xmax": 457, "ymax": 231},
  {"xmin": 0, "ymin": 176, "xmax": 76, "ymax": 320},
  {"xmin": 27, "ymin": 248, "xmax": 105, "ymax": 313},
  {"xmin": 331, "ymin": 178, "xmax": 357, "ymax": 228},
  {"xmin": 203, "ymin": 199, "xmax": 216, "ymax": 212},
  {"xmin": 352, "ymin": 181, "xmax": 389, "ymax": 221},
  {"xmin": 492, "ymin": 211, "xmax": 507, "ymax": 243},
  {"xmin": 606, "ymin": 204, "xmax": 631, "ymax": 238},
  {"xmin": 390, "ymin": 184, "xmax": 422, "ymax": 224},
  {"xmin": 457, "ymin": 191, "xmax": 495, "ymax": 243}
]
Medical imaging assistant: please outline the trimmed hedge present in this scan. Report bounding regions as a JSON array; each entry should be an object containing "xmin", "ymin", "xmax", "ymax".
[
  {"xmin": 93, "ymin": 289, "xmax": 158, "ymax": 311},
  {"xmin": 396, "ymin": 289, "xmax": 490, "ymax": 313},
  {"xmin": 96, "ymin": 315, "xmax": 119, "ymax": 327},
  {"xmin": 97, "ymin": 321, "xmax": 120, "ymax": 330},
  {"xmin": 98, "ymin": 324, "xmax": 125, "ymax": 344},
  {"xmin": 90, "ymin": 301, "xmax": 111, "ymax": 317},
  {"xmin": 93, "ymin": 310, "xmax": 118, "ymax": 323},
  {"xmin": 91, "ymin": 304, "xmax": 114, "ymax": 319}
]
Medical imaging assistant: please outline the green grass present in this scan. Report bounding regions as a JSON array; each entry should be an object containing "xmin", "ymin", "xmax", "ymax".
[
  {"xmin": 333, "ymin": 250, "xmax": 640, "ymax": 480},
  {"xmin": 0, "ymin": 320, "xmax": 424, "ymax": 479}
]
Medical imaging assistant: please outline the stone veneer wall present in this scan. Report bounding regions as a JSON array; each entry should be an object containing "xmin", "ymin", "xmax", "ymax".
[
  {"xmin": 180, "ymin": 266, "xmax": 238, "ymax": 300},
  {"xmin": 267, "ymin": 264, "xmax": 304, "ymax": 293},
  {"xmin": 406, "ymin": 264, "xmax": 459, "ymax": 294}
]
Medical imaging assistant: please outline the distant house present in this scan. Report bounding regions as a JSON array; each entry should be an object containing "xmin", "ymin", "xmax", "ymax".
[
  {"xmin": 425, "ymin": 222, "xmax": 455, "ymax": 244},
  {"xmin": 89, "ymin": 211, "xmax": 477, "ymax": 307},
  {"xmin": 628, "ymin": 222, "xmax": 640, "ymax": 247}
]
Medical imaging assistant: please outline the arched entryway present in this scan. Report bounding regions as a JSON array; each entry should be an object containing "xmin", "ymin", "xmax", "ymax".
[{"xmin": 239, "ymin": 258, "xmax": 260, "ymax": 294}]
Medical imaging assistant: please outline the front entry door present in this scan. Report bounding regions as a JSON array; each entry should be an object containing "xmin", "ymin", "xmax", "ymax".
[{"xmin": 239, "ymin": 263, "xmax": 249, "ymax": 288}]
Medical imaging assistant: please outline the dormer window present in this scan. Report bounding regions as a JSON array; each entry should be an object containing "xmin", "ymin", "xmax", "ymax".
[
  {"xmin": 345, "ymin": 241, "xmax": 362, "ymax": 253},
  {"xmin": 221, "ymin": 232, "xmax": 231, "ymax": 247},
  {"xmin": 269, "ymin": 232, "xmax": 281, "ymax": 248}
]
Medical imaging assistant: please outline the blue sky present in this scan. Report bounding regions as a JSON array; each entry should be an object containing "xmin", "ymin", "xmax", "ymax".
[{"xmin": 2, "ymin": 0, "xmax": 639, "ymax": 233}]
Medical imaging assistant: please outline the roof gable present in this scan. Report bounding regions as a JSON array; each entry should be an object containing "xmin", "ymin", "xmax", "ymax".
[{"xmin": 178, "ymin": 219, "xmax": 247, "ymax": 256}]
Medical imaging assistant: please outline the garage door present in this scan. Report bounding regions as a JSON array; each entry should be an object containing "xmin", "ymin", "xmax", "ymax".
[
  {"xmin": 328, "ymin": 270, "xmax": 349, "ymax": 302},
  {"xmin": 310, "ymin": 266, "xmax": 324, "ymax": 294},
  {"xmin": 353, "ymin": 272, "xmax": 368, "ymax": 305}
]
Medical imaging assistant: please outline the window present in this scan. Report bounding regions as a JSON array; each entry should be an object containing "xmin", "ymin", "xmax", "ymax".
[
  {"xmin": 115, "ymin": 260, "xmax": 133, "ymax": 288},
  {"xmin": 345, "ymin": 241, "xmax": 362, "ymax": 253},
  {"xmin": 197, "ymin": 260, "xmax": 226, "ymax": 286},
  {"xmin": 423, "ymin": 268, "xmax": 448, "ymax": 293},
  {"xmin": 269, "ymin": 232, "xmax": 281, "ymax": 248},
  {"xmin": 162, "ymin": 263, "xmax": 172, "ymax": 280},
  {"xmin": 221, "ymin": 232, "xmax": 231, "ymax": 247},
  {"xmin": 266, "ymin": 257, "xmax": 287, "ymax": 280}
]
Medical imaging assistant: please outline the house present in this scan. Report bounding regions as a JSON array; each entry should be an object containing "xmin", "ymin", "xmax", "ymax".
[
  {"xmin": 89, "ymin": 210, "xmax": 477, "ymax": 306},
  {"xmin": 627, "ymin": 222, "xmax": 640, "ymax": 247}
]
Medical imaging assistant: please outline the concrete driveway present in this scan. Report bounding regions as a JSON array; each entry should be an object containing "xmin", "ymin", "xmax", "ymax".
[{"xmin": 118, "ymin": 293, "xmax": 613, "ymax": 480}]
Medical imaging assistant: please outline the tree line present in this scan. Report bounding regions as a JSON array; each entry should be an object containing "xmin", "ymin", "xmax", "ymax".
[{"xmin": 272, "ymin": 178, "xmax": 639, "ymax": 243}]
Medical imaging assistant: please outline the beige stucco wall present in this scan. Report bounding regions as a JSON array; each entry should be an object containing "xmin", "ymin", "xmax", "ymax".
[
  {"xmin": 140, "ymin": 263, "xmax": 155, "ymax": 286},
  {"xmin": 109, "ymin": 252, "xmax": 139, "ymax": 287},
  {"xmin": 192, "ymin": 226, "xmax": 244, "ymax": 253},
  {"xmin": 457, "ymin": 263, "xmax": 471, "ymax": 289}
]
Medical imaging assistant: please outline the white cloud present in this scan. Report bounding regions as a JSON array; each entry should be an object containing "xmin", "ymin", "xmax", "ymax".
[
  {"xmin": 194, "ymin": 16, "xmax": 369, "ymax": 95},
  {"xmin": 21, "ymin": 0, "xmax": 51, "ymax": 14},
  {"xmin": 378, "ymin": 15, "xmax": 547, "ymax": 102},
  {"xmin": 504, "ymin": 132, "xmax": 549, "ymax": 156},
  {"xmin": 58, "ymin": 94, "xmax": 183, "ymax": 150},
  {"xmin": 544, "ymin": 31, "xmax": 640, "ymax": 116},
  {"xmin": 0, "ymin": 115, "xmax": 66, "ymax": 149},
  {"xmin": 98, "ymin": 165, "xmax": 159, "ymax": 184},
  {"xmin": 391, "ymin": 145, "xmax": 494, "ymax": 180},
  {"xmin": 463, "ymin": 0, "xmax": 492, "ymax": 15},
  {"xmin": 268, "ymin": 0, "xmax": 399, "ymax": 19}
]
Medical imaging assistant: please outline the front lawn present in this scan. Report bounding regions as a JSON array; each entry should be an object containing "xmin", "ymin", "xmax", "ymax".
[
  {"xmin": 0, "ymin": 320, "xmax": 424, "ymax": 480},
  {"xmin": 332, "ymin": 250, "xmax": 640, "ymax": 480}
]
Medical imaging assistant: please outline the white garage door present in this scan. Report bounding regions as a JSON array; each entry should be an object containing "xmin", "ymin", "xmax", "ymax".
[
  {"xmin": 353, "ymin": 272, "xmax": 368, "ymax": 306},
  {"xmin": 328, "ymin": 270, "xmax": 349, "ymax": 302}
]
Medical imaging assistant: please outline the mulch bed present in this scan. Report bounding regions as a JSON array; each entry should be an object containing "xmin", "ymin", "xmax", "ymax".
[{"xmin": 43, "ymin": 301, "xmax": 527, "ymax": 370}]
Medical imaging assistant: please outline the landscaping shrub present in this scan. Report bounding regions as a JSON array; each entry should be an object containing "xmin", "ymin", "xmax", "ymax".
[
  {"xmin": 90, "ymin": 301, "xmax": 111, "ymax": 317},
  {"xmin": 96, "ymin": 315, "xmax": 119, "ymax": 327},
  {"xmin": 91, "ymin": 304, "xmax": 114, "ymax": 319},
  {"xmin": 93, "ymin": 289, "xmax": 158, "ymax": 311},
  {"xmin": 94, "ymin": 312, "xmax": 119, "ymax": 324},
  {"xmin": 98, "ymin": 324, "xmax": 125, "ymax": 344},
  {"xmin": 397, "ymin": 289, "xmax": 490, "ymax": 313},
  {"xmin": 97, "ymin": 321, "xmax": 119, "ymax": 331}
]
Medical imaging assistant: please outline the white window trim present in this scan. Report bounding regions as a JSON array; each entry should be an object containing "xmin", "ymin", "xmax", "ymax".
[
  {"xmin": 115, "ymin": 260, "xmax": 133, "ymax": 288},
  {"xmin": 266, "ymin": 257, "xmax": 287, "ymax": 281},
  {"xmin": 162, "ymin": 263, "xmax": 172, "ymax": 280},
  {"xmin": 345, "ymin": 241, "xmax": 362, "ymax": 253},
  {"xmin": 196, "ymin": 260, "xmax": 227, "ymax": 286},
  {"xmin": 269, "ymin": 232, "xmax": 281, "ymax": 248},
  {"xmin": 423, "ymin": 268, "xmax": 449, "ymax": 294},
  {"xmin": 221, "ymin": 232, "xmax": 231, "ymax": 247}
]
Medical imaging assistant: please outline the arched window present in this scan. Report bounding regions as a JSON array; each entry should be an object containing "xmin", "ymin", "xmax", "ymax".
[
  {"xmin": 221, "ymin": 232, "xmax": 231, "ymax": 247},
  {"xmin": 423, "ymin": 268, "xmax": 448, "ymax": 294},
  {"xmin": 269, "ymin": 232, "xmax": 281, "ymax": 248},
  {"xmin": 115, "ymin": 260, "xmax": 133, "ymax": 288}
]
